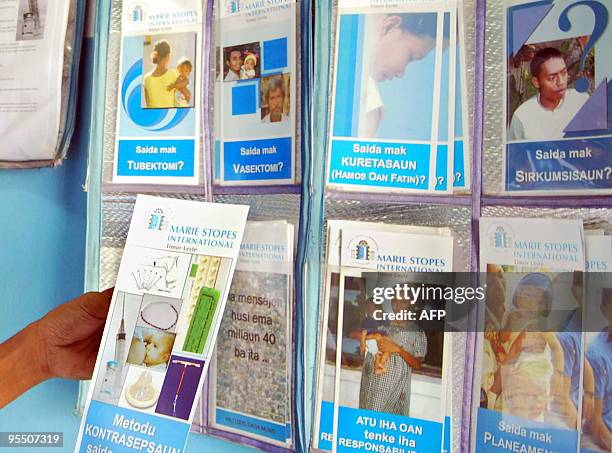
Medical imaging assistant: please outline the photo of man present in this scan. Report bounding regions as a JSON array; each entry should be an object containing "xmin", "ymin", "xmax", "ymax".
[
  {"xmin": 261, "ymin": 75, "xmax": 290, "ymax": 123},
  {"xmin": 507, "ymin": 45, "xmax": 591, "ymax": 141},
  {"xmin": 224, "ymin": 48, "xmax": 242, "ymax": 82}
]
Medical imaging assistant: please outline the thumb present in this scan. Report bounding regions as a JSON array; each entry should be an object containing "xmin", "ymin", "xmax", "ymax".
[{"xmin": 77, "ymin": 288, "xmax": 114, "ymax": 322}]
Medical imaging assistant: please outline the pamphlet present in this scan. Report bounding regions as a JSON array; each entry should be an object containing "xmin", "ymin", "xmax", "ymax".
[
  {"xmin": 0, "ymin": 0, "xmax": 70, "ymax": 162},
  {"xmin": 326, "ymin": 0, "xmax": 457, "ymax": 193},
  {"xmin": 75, "ymin": 195, "xmax": 249, "ymax": 453},
  {"xmin": 209, "ymin": 221, "xmax": 294, "ymax": 446},
  {"xmin": 503, "ymin": 0, "xmax": 612, "ymax": 194},
  {"xmin": 112, "ymin": 0, "xmax": 202, "ymax": 185},
  {"xmin": 314, "ymin": 221, "xmax": 454, "ymax": 452},
  {"xmin": 474, "ymin": 217, "xmax": 586, "ymax": 452},
  {"xmin": 216, "ymin": 0, "xmax": 298, "ymax": 185}
]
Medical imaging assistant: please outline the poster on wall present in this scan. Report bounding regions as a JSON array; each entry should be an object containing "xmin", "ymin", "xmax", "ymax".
[
  {"xmin": 474, "ymin": 217, "xmax": 587, "ymax": 452},
  {"xmin": 74, "ymin": 195, "xmax": 249, "ymax": 452},
  {"xmin": 325, "ymin": 0, "xmax": 458, "ymax": 194},
  {"xmin": 209, "ymin": 221, "xmax": 294, "ymax": 446},
  {"xmin": 112, "ymin": 0, "xmax": 203, "ymax": 185},
  {"xmin": 0, "ymin": 0, "xmax": 70, "ymax": 163},
  {"xmin": 503, "ymin": 0, "xmax": 612, "ymax": 194},
  {"xmin": 313, "ymin": 221, "xmax": 455, "ymax": 452},
  {"xmin": 215, "ymin": 0, "xmax": 298, "ymax": 186}
]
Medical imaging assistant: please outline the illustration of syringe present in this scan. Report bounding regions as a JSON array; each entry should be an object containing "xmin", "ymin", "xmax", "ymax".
[{"xmin": 113, "ymin": 294, "xmax": 127, "ymax": 397}]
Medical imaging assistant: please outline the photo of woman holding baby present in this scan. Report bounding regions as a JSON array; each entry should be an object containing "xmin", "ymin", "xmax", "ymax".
[
  {"xmin": 484, "ymin": 272, "xmax": 572, "ymax": 424},
  {"xmin": 358, "ymin": 296, "xmax": 427, "ymax": 416},
  {"xmin": 142, "ymin": 34, "xmax": 196, "ymax": 109}
]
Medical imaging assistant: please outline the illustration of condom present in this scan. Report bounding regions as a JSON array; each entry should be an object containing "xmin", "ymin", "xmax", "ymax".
[
  {"xmin": 183, "ymin": 287, "xmax": 220, "ymax": 354},
  {"xmin": 125, "ymin": 371, "xmax": 159, "ymax": 409}
]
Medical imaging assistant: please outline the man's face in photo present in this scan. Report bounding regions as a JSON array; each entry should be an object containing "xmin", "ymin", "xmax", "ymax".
[
  {"xmin": 268, "ymin": 86, "xmax": 284, "ymax": 120},
  {"xmin": 228, "ymin": 50, "xmax": 242, "ymax": 73},
  {"xmin": 532, "ymin": 57, "xmax": 569, "ymax": 104}
]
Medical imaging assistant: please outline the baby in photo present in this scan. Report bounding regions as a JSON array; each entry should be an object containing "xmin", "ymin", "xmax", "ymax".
[
  {"xmin": 128, "ymin": 327, "xmax": 176, "ymax": 369},
  {"xmin": 240, "ymin": 53, "xmax": 257, "ymax": 80},
  {"xmin": 167, "ymin": 58, "xmax": 193, "ymax": 107},
  {"xmin": 498, "ymin": 273, "xmax": 565, "ymax": 421},
  {"xmin": 359, "ymin": 297, "xmax": 391, "ymax": 375}
]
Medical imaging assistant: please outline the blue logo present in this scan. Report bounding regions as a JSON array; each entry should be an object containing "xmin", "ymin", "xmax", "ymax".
[
  {"xmin": 349, "ymin": 237, "xmax": 378, "ymax": 264},
  {"xmin": 229, "ymin": 0, "xmax": 240, "ymax": 13},
  {"xmin": 356, "ymin": 240, "xmax": 372, "ymax": 261},
  {"xmin": 491, "ymin": 225, "xmax": 512, "ymax": 249},
  {"xmin": 121, "ymin": 59, "xmax": 189, "ymax": 132},
  {"xmin": 148, "ymin": 209, "xmax": 167, "ymax": 231},
  {"xmin": 131, "ymin": 5, "xmax": 144, "ymax": 21}
]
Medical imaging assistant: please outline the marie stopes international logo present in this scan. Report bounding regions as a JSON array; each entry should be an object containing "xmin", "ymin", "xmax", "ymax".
[
  {"xmin": 148, "ymin": 208, "xmax": 168, "ymax": 231},
  {"xmin": 349, "ymin": 236, "xmax": 378, "ymax": 265},
  {"xmin": 228, "ymin": 0, "xmax": 241, "ymax": 13},
  {"xmin": 489, "ymin": 223, "xmax": 513, "ymax": 250},
  {"xmin": 128, "ymin": 3, "xmax": 147, "ymax": 22}
]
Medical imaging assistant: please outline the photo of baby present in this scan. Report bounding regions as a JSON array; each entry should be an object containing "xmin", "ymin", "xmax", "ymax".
[
  {"xmin": 127, "ymin": 326, "xmax": 177, "ymax": 370},
  {"xmin": 223, "ymin": 42, "xmax": 261, "ymax": 82},
  {"xmin": 142, "ymin": 32, "xmax": 197, "ymax": 109},
  {"xmin": 480, "ymin": 268, "xmax": 580, "ymax": 429}
]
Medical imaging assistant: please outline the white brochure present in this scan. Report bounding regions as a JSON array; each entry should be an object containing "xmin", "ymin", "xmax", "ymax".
[
  {"xmin": 75, "ymin": 195, "xmax": 249, "ymax": 453},
  {"xmin": 474, "ymin": 217, "xmax": 586, "ymax": 453},
  {"xmin": 0, "ymin": 0, "xmax": 70, "ymax": 162},
  {"xmin": 315, "ymin": 221, "xmax": 454, "ymax": 452},
  {"xmin": 209, "ymin": 220, "xmax": 295, "ymax": 446}
]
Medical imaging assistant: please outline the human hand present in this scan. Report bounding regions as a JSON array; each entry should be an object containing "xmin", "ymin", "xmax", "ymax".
[
  {"xmin": 34, "ymin": 289, "xmax": 113, "ymax": 380},
  {"xmin": 375, "ymin": 336, "xmax": 401, "ymax": 354}
]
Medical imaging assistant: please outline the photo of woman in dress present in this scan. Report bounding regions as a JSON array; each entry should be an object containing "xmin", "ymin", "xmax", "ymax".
[{"xmin": 358, "ymin": 296, "xmax": 427, "ymax": 416}]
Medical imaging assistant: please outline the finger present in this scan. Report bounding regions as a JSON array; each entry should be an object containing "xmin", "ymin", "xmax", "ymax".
[{"xmin": 77, "ymin": 290, "xmax": 114, "ymax": 321}]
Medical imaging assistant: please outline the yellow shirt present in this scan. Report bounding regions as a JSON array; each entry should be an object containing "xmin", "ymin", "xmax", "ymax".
[{"xmin": 143, "ymin": 68, "xmax": 179, "ymax": 108}]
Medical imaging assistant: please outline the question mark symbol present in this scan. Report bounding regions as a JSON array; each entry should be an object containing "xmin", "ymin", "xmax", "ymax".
[
  {"xmin": 278, "ymin": 161, "xmax": 284, "ymax": 172},
  {"xmin": 558, "ymin": 1, "xmax": 609, "ymax": 93},
  {"xmin": 605, "ymin": 166, "xmax": 612, "ymax": 180},
  {"xmin": 419, "ymin": 175, "xmax": 426, "ymax": 185},
  {"xmin": 455, "ymin": 172, "xmax": 463, "ymax": 182},
  {"xmin": 178, "ymin": 161, "xmax": 184, "ymax": 171}
]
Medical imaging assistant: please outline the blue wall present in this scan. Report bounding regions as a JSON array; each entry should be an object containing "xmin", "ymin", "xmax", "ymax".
[{"xmin": 0, "ymin": 34, "xmax": 255, "ymax": 453}]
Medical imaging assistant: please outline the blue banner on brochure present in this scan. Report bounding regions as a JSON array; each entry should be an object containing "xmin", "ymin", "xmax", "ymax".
[
  {"xmin": 216, "ymin": 408, "xmax": 290, "ymax": 442},
  {"xmin": 223, "ymin": 137, "xmax": 292, "ymax": 181},
  {"xmin": 79, "ymin": 400, "xmax": 190, "ymax": 453},
  {"xmin": 117, "ymin": 139, "xmax": 196, "ymax": 177},
  {"xmin": 505, "ymin": 137, "xmax": 612, "ymax": 191},
  {"xmin": 475, "ymin": 408, "xmax": 578, "ymax": 452},
  {"xmin": 318, "ymin": 401, "xmax": 443, "ymax": 453},
  {"xmin": 328, "ymin": 140, "xmax": 432, "ymax": 190}
]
